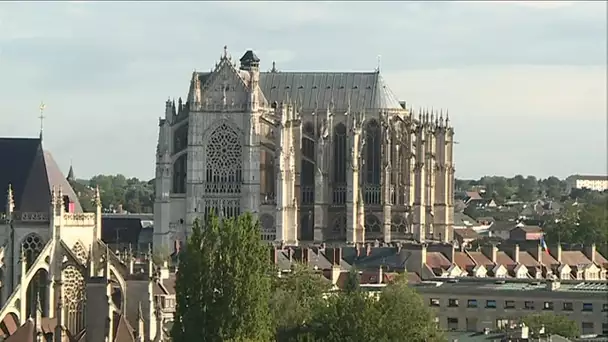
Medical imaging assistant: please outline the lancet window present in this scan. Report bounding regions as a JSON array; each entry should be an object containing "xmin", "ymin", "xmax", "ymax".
[
  {"xmin": 301, "ymin": 122, "xmax": 315, "ymax": 205},
  {"xmin": 173, "ymin": 124, "xmax": 189, "ymax": 154},
  {"xmin": 364, "ymin": 120, "xmax": 381, "ymax": 204},
  {"xmin": 172, "ymin": 154, "xmax": 187, "ymax": 194},
  {"xmin": 63, "ymin": 265, "xmax": 85, "ymax": 334},
  {"xmin": 332, "ymin": 123, "xmax": 347, "ymax": 205}
]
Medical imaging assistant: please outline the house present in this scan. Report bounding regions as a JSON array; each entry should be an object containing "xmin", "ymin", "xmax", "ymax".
[
  {"xmin": 467, "ymin": 198, "xmax": 497, "ymax": 209},
  {"xmin": 487, "ymin": 221, "xmax": 517, "ymax": 240},
  {"xmin": 453, "ymin": 227, "xmax": 479, "ymax": 249},
  {"xmin": 509, "ymin": 223, "xmax": 544, "ymax": 242}
]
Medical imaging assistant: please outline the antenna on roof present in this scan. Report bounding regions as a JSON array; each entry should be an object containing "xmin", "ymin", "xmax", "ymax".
[
  {"xmin": 38, "ymin": 101, "xmax": 46, "ymax": 141},
  {"xmin": 376, "ymin": 55, "xmax": 382, "ymax": 72}
]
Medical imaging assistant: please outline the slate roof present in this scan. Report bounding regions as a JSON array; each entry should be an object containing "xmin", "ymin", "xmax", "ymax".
[
  {"xmin": 0, "ymin": 138, "xmax": 83, "ymax": 214},
  {"xmin": 101, "ymin": 217, "xmax": 144, "ymax": 245},
  {"xmin": 195, "ymin": 69, "xmax": 404, "ymax": 112}
]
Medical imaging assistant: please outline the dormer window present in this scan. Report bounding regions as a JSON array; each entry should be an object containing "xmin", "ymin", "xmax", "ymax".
[
  {"xmin": 285, "ymin": 86, "xmax": 291, "ymax": 89},
  {"xmin": 312, "ymin": 85, "xmax": 318, "ymax": 89},
  {"xmin": 326, "ymin": 86, "xmax": 331, "ymax": 89},
  {"xmin": 271, "ymin": 86, "xmax": 277, "ymax": 89},
  {"xmin": 298, "ymin": 85, "xmax": 304, "ymax": 89}
]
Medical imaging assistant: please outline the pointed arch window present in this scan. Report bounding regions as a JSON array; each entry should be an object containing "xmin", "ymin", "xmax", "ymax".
[
  {"xmin": 301, "ymin": 122, "xmax": 315, "ymax": 205},
  {"xmin": 172, "ymin": 154, "xmax": 187, "ymax": 194},
  {"xmin": 332, "ymin": 123, "xmax": 347, "ymax": 205}
]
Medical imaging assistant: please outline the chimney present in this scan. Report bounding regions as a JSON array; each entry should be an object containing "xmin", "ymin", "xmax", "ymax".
[
  {"xmin": 330, "ymin": 265, "xmax": 341, "ymax": 285},
  {"xmin": 334, "ymin": 247, "xmax": 342, "ymax": 266},
  {"xmin": 159, "ymin": 261, "xmax": 170, "ymax": 280},
  {"xmin": 288, "ymin": 248, "xmax": 294, "ymax": 263},
  {"xmin": 583, "ymin": 244, "xmax": 596, "ymax": 263},
  {"xmin": 356, "ymin": 243, "xmax": 361, "ymax": 257},
  {"xmin": 366, "ymin": 243, "xmax": 372, "ymax": 257},
  {"xmin": 378, "ymin": 266, "xmax": 383, "ymax": 284},
  {"xmin": 481, "ymin": 245, "xmax": 498, "ymax": 264},
  {"xmin": 534, "ymin": 242, "xmax": 543, "ymax": 265},
  {"xmin": 512, "ymin": 244, "xmax": 520, "ymax": 264},
  {"xmin": 550, "ymin": 244, "xmax": 562, "ymax": 263}
]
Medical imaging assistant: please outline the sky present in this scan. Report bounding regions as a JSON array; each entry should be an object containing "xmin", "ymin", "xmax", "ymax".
[{"xmin": 0, "ymin": 1, "xmax": 606, "ymax": 181}]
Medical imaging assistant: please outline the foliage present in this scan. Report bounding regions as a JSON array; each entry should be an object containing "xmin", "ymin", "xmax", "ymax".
[
  {"xmin": 172, "ymin": 213, "xmax": 273, "ymax": 342},
  {"xmin": 85, "ymin": 174, "xmax": 154, "ymax": 213},
  {"xmin": 286, "ymin": 270, "xmax": 445, "ymax": 342},
  {"xmin": 271, "ymin": 263, "xmax": 331, "ymax": 339},
  {"xmin": 456, "ymin": 175, "xmax": 568, "ymax": 203},
  {"xmin": 520, "ymin": 313, "xmax": 580, "ymax": 338},
  {"xmin": 543, "ymin": 202, "xmax": 608, "ymax": 247}
]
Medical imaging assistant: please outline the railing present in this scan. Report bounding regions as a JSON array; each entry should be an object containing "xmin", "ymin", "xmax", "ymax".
[{"xmin": 63, "ymin": 213, "xmax": 96, "ymax": 226}]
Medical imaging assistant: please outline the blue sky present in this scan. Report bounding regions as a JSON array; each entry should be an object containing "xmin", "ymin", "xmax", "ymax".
[{"xmin": 0, "ymin": 1, "xmax": 606, "ymax": 180}]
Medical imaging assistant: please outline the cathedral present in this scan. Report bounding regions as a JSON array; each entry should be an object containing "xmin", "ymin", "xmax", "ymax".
[
  {"xmin": 154, "ymin": 47, "xmax": 455, "ymax": 251},
  {"xmin": 0, "ymin": 137, "xmax": 166, "ymax": 341}
]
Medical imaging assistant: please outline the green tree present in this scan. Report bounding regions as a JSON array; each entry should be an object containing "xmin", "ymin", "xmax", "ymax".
[
  {"xmin": 521, "ymin": 313, "xmax": 580, "ymax": 338},
  {"xmin": 172, "ymin": 213, "xmax": 273, "ymax": 342},
  {"xmin": 271, "ymin": 264, "xmax": 331, "ymax": 340}
]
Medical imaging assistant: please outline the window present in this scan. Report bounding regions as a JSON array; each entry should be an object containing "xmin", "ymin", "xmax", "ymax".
[
  {"xmin": 447, "ymin": 317, "xmax": 459, "ymax": 331},
  {"xmin": 505, "ymin": 300, "xmax": 516, "ymax": 309},
  {"xmin": 430, "ymin": 298, "xmax": 440, "ymax": 307},
  {"xmin": 582, "ymin": 322, "xmax": 594, "ymax": 335},
  {"xmin": 543, "ymin": 301, "xmax": 554, "ymax": 310},
  {"xmin": 467, "ymin": 299, "xmax": 478, "ymax": 308},
  {"xmin": 563, "ymin": 302, "xmax": 573, "ymax": 311},
  {"xmin": 486, "ymin": 300, "xmax": 497, "ymax": 309},
  {"xmin": 582, "ymin": 303, "xmax": 593, "ymax": 312},
  {"xmin": 448, "ymin": 299, "xmax": 459, "ymax": 307},
  {"xmin": 603, "ymin": 303, "xmax": 608, "ymax": 312},
  {"xmin": 602, "ymin": 322, "xmax": 608, "ymax": 335},
  {"xmin": 524, "ymin": 301, "xmax": 535, "ymax": 310}
]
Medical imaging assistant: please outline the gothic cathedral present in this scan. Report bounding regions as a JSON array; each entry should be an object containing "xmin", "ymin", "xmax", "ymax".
[{"xmin": 154, "ymin": 47, "xmax": 455, "ymax": 251}]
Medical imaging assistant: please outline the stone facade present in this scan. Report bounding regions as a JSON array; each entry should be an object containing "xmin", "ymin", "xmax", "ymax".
[
  {"xmin": 0, "ymin": 139, "xmax": 166, "ymax": 341},
  {"xmin": 154, "ymin": 47, "xmax": 455, "ymax": 251}
]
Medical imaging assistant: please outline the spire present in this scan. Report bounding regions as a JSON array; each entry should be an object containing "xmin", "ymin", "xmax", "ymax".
[
  {"xmin": 271, "ymin": 61, "xmax": 277, "ymax": 73},
  {"xmin": 66, "ymin": 162, "xmax": 75, "ymax": 182},
  {"xmin": 38, "ymin": 101, "xmax": 46, "ymax": 141}
]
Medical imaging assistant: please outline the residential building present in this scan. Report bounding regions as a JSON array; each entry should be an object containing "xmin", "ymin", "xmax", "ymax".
[
  {"xmin": 415, "ymin": 278, "xmax": 608, "ymax": 336},
  {"xmin": 509, "ymin": 223, "xmax": 544, "ymax": 242},
  {"xmin": 153, "ymin": 47, "xmax": 456, "ymax": 252},
  {"xmin": 567, "ymin": 175, "xmax": 608, "ymax": 192}
]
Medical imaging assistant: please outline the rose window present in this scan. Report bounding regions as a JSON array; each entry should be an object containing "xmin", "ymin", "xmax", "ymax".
[{"xmin": 206, "ymin": 123, "xmax": 242, "ymax": 182}]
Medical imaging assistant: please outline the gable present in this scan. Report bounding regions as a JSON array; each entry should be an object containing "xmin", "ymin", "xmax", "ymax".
[{"xmin": 197, "ymin": 60, "xmax": 249, "ymax": 107}]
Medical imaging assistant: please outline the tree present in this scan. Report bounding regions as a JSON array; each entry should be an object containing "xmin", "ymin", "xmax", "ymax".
[
  {"xmin": 289, "ymin": 271, "xmax": 445, "ymax": 342},
  {"xmin": 521, "ymin": 313, "xmax": 580, "ymax": 338},
  {"xmin": 172, "ymin": 213, "xmax": 273, "ymax": 342},
  {"xmin": 375, "ymin": 275, "xmax": 444, "ymax": 341},
  {"xmin": 271, "ymin": 264, "xmax": 331, "ymax": 340}
]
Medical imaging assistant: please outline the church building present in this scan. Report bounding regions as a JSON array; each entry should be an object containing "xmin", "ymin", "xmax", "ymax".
[
  {"xmin": 154, "ymin": 47, "xmax": 455, "ymax": 251},
  {"xmin": 0, "ymin": 137, "xmax": 167, "ymax": 341}
]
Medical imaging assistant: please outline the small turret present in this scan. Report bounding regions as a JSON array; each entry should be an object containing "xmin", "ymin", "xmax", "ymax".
[{"xmin": 239, "ymin": 50, "xmax": 260, "ymax": 72}]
